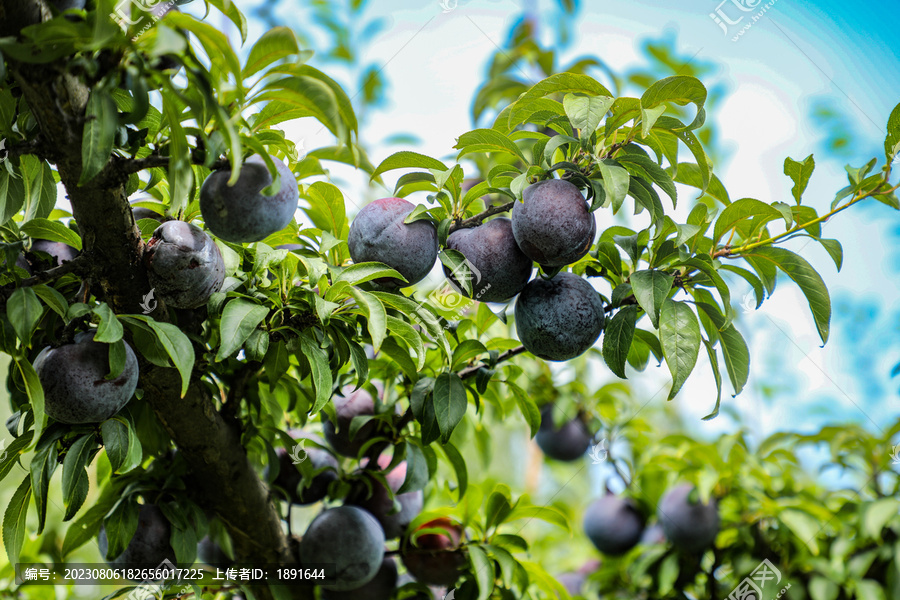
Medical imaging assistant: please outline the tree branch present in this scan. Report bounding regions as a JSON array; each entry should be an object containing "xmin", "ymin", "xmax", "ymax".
[
  {"xmin": 449, "ymin": 200, "xmax": 515, "ymax": 233},
  {"xmin": 0, "ymin": 255, "xmax": 88, "ymax": 301},
  {"xmin": 458, "ymin": 345, "xmax": 528, "ymax": 379}
]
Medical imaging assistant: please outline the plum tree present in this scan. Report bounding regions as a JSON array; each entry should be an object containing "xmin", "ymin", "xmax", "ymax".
[
  {"xmin": 323, "ymin": 386, "xmax": 389, "ymax": 457},
  {"xmin": 143, "ymin": 221, "xmax": 225, "ymax": 309},
  {"xmin": 347, "ymin": 455, "xmax": 424, "ymax": 539},
  {"xmin": 657, "ymin": 484, "xmax": 720, "ymax": 553},
  {"xmin": 583, "ymin": 494, "xmax": 645, "ymax": 555},
  {"xmin": 400, "ymin": 518, "xmax": 467, "ymax": 587},
  {"xmin": 267, "ymin": 431, "xmax": 339, "ymax": 505},
  {"xmin": 299, "ymin": 506, "xmax": 386, "ymax": 591},
  {"xmin": 30, "ymin": 239, "xmax": 78, "ymax": 269},
  {"xmin": 348, "ymin": 197, "xmax": 438, "ymax": 288},
  {"xmin": 534, "ymin": 404, "xmax": 593, "ymax": 461},
  {"xmin": 511, "ymin": 179, "xmax": 596, "ymax": 267},
  {"xmin": 98, "ymin": 504, "xmax": 176, "ymax": 568},
  {"xmin": 444, "ymin": 217, "xmax": 532, "ymax": 302},
  {"xmin": 514, "ymin": 272, "xmax": 606, "ymax": 361},
  {"xmin": 34, "ymin": 331, "xmax": 138, "ymax": 424},
  {"xmin": 199, "ymin": 155, "xmax": 299, "ymax": 243},
  {"xmin": 320, "ymin": 556, "xmax": 398, "ymax": 600}
]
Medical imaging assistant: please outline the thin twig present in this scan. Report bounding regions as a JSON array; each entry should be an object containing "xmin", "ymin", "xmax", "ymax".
[{"xmin": 449, "ymin": 200, "xmax": 516, "ymax": 233}]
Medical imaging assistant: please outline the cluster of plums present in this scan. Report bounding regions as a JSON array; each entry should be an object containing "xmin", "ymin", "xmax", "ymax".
[
  {"xmin": 94, "ymin": 385, "xmax": 463, "ymax": 598},
  {"xmin": 348, "ymin": 179, "xmax": 606, "ymax": 362}
]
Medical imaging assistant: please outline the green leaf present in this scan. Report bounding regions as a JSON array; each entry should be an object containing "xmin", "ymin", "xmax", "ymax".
[
  {"xmin": 207, "ymin": 0, "xmax": 248, "ymax": 43},
  {"xmin": 103, "ymin": 498, "xmax": 139, "ymax": 561},
  {"xmin": 440, "ymin": 442, "xmax": 468, "ymax": 502},
  {"xmin": 62, "ymin": 502, "xmax": 109, "ymax": 557},
  {"xmin": 508, "ymin": 382, "xmax": 540, "ymax": 437},
  {"xmin": 744, "ymin": 246, "xmax": 831, "ymax": 344},
  {"xmin": 784, "ymin": 154, "xmax": 816, "ymax": 204},
  {"xmin": 121, "ymin": 317, "xmax": 195, "ymax": 397},
  {"xmin": 640, "ymin": 104, "xmax": 667, "ymax": 138},
  {"xmin": 15, "ymin": 358, "xmax": 45, "ymax": 442},
  {"xmin": 217, "ymin": 300, "xmax": 270, "ymax": 361},
  {"xmin": 80, "ymin": 89, "xmax": 117, "ymax": 185},
  {"xmin": 305, "ymin": 181, "xmax": 346, "ymax": 236},
  {"xmin": 505, "ymin": 505, "xmax": 569, "ymax": 532},
  {"xmin": 0, "ymin": 165, "xmax": 26, "ymax": 226},
  {"xmin": 695, "ymin": 303, "xmax": 750, "ymax": 396},
  {"xmin": 779, "ymin": 509, "xmax": 820, "ymax": 554},
  {"xmin": 562, "ymin": 94, "xmax": 614, "ymax": 134},
  {"xmin": 455, "ymin": 128, "xmax": 527, "ymax": 163},
  {"xmin": 101, "ymin": 418, "xmax": 129, "ymax": 473},
  {"xmin": 602, "ymin": 305, "xmax": 637, "ymax": 379},
  {"xmin": 817, "ymin": 238, "xmax": 843, "ymax": 271},
  {"xmin": 333, "ymin": 262, "xmax": 406, "ymax": 287},
  {"xmin": 20, "ymin": 156, "xmax": 56, "ymax": 222},
  {"xmin": 855, "ymin": 580, "xmax": 886, "ymax": 600},
  {"xmin": 885, "ymin": 101, "xmax": 900, "ymax": 160},
  {"xmin": 93, "ymin": 303, "xmax": 123, "ymax": 343},
  {"xmin": 370, "ymin": 151, "xmax": 447, "ymax": 181},
  {"xmin": 299, "ymin": 332, "xmax": 333, "ymax": 413},
  {"xmin": 0, "ymin": 431, "xmax": 34, "ymax": 484},
  {"xmin": 7, "ymin": 287, "xmax": 42, "ymax": 347},
  {"xmin": 433, "ymin": 372, "xmax": 467, "ymax": 444},
  {"xmin": 641, "ymin": 76, "xmax": 707, "ymax": 129},
  {"xmin": 2, "ymin": 477, "xmax": 31, "ymax": 566},
  {"xmin": 165, "ymin": 12, "xmax": 242, "ymax": 84},
  {"xmin": 61, "ymin": 433, "xmax": 95, "ymax": 520},
  {"xmin": 713, "ymin": 198, "xmax": 783, "ymax": 245},
  {"xmin": 597, "ymin": 159, "xmax": 630, "ymax": 213},
  {"xmin": 618, "ymin": 153, "xmax": 677, "ymax": 206},
  {"xmin": 700, "ymin": 338, "xmax": 723, "ymax": 420},
  {"xmin": 21, "ymin": 218, "xmax": 83, "ymax": 251},
  {"xmin": 659, "ymin": 300, "xmax": 701, "ymax": 399},
  {"xmin": 809, "ymin": 576, "xmax": 839, "ymax": 600},
  {"xmin": 468, "ymin": 545, "xmax": 495, "ymax": 600},
  {"xmin": 32, "ymin": 285, "xmax": 68, "ymax": 319},
  {"xmin": 863, "ymin": 498, "xmax": 900, "ymax": 541},
  {"xmin": 630, "ymin": 270, "xmax": 674, "ymax": 329},
  {"xmin": 347, "ymin": 287, "xmax": 387, "ymax": 352}
]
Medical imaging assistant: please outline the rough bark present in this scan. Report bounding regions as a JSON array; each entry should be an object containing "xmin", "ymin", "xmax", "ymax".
[{"xmin": 1, "ymin": 3, "xmax": 310, "ymax": 598}]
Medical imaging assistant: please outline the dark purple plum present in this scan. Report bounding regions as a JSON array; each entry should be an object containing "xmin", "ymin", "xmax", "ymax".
[
  {"xmin": 30, "ymin": 239, "xmax": 78, "ymax": 269},
  {"xmin": 35, "ymin": 331, "xmax": 138, "ymax": 424},
  {"xmin": 657, "ymin": 484, "xmax": 720, "ymax": 553},
  {"xmin": 299, "ymin": 506, "xmax": 386, "ymax": 591},
  {"xmin": 535, "ymin": 404, "xmax": 592, "ymax": 461},
  {"xmin": 98, "ymin": 504, "xmax": 176, "ymax": 568},
  {"xmin": 200, "ymin": 155, "xmax": 299, "ymax": 243},
  {"xmin": 347, "ymin": 455, "xmax": 423, "ymax": 539},
  {"xmin": 514, "ymin": 272, "xmax": 605, "ymax": 361},
  {"xmin": 444, "ymin": 217, "xmax": 532, "ymax": 303},
  {"xmin": 583, "ymin": 494, "xmax": 645, "ymax": 555},
  {"xmin": 143, "ymin": 221, "xmax": 225, "ymax": 309},
  {"xmin": 400, "ymin": 518, "xmax": 467, "ymax": 587},
  {"xmin": 640, "ymin": 523, "xmax": 666, "ymax": 545},
  {"xmin": 347, "ymin": 197, "xmax": 438, "ymax": 288},
  {"xmin": 511, "ymin": 179, "xmax": 596, "ymax": 267},
  {"xmin": 323, "ymin": 386, "xmax": 389, "ymax": 458},
  {"xmin": 321, "ymin": 556, "xmax": 398, "ymax": 600},
  {"xmin": 266, "ymin": 431, "xmax": 339, "ymax": 505},
  {"xmin": 2, "ymin": 253, "xmax": 32, "ymax": 275}
]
